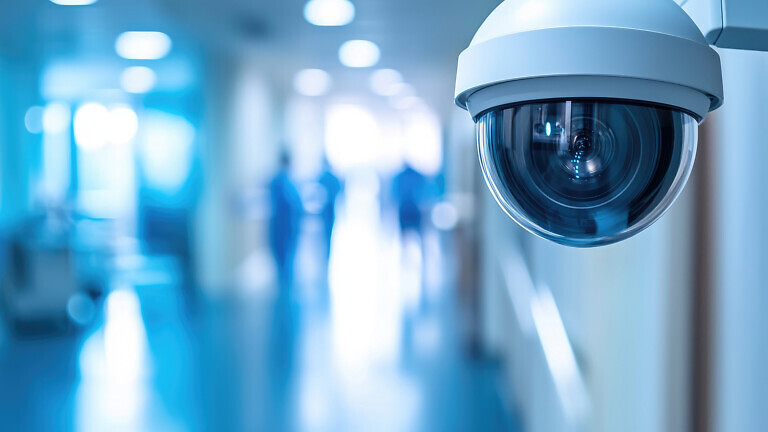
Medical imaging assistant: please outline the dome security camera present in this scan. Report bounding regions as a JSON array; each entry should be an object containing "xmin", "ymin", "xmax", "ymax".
[{"xmin": 455, "ymin": 0, "xmax": 725, "ymax": 247}]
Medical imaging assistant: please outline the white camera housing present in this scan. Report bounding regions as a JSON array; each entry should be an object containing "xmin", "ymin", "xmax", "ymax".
[
  {"xmin": 456, "ymin": 0, "xmax": 724, "ymax": 120},
  {"xmin": 455, "ymin": 0, "xmax": 725, "ymax": 247}
]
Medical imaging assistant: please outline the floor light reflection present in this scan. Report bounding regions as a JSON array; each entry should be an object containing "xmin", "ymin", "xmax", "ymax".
[{"xmin": 76, "ymin": 288, "xmax": 151, "ymax": 432}]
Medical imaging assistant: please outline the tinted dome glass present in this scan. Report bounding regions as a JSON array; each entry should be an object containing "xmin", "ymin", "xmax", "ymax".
[{"xmin": 476, "ymin": 100, "xmax": 697, "ymax": 247}]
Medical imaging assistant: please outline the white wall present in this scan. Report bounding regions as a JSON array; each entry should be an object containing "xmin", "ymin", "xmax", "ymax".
[
  {"xmin": 194, "ymin": 56, "xmax": 279, "ymax": 294},
  {"xmin": 478, "ymin": 131, "xmax": 696, "ymax": 432},
  {"xmin": 711, "ymin": 47, "xmax": 768, "ymax": 432},
  {"xmin": 476, "ymin": 46, "xmax": 768, "ymax": 432}
]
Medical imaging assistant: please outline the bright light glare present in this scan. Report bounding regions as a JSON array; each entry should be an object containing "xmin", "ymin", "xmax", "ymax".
[
  {"xmin": 109, "ymin": 106, "xmax": 139, "ymax": 145},
  {"xmin": 339, "ymin": 40, "xmax": 380, "ymax": 68},
  {"xmin": 74, "ymin": 104, "xmax": 110, "ymax": 150},
  {"xmin": 293, "ymin": 69, "xmax": 332, "ymax": 96},
  {"xmin": 325, "ymin": 105, "xmax": 379, "ymax": 172},
  {"xmin": 76, "ymin": 286, "xmax": 149, "ymax": 430},
  {"xmin": 50, "ymin": 0, "xmax": 98, "ymax": 5},
  {"xmin": 115, "ymin": 31, "xmax": 172, "ymax": 60},
  {"xmin": 121, "ymin": 66, "xmax": 156, "ymax": 94},
  {"xmin": 327, "ymin": 173, "xmax": 403, "ymax": 373},
  {"xmin": 43, "ymin": 102, "xmax": 72, "ymax": 135},
  {"xmin": 304, "ymin": 0, "xmax": 355, "ymax": 26},
  {"xmin": 25, "ymin": 106, "xmax": 44, "ymax": 134},
  {"xmin": 103, "ymin": 288, "xmax": 148, "ymax": 417},
  {"xmin": 403, "ymin": 108, "xmax": 442, "ymax": 176},
  {"xmin": 369, "ymin": 69, "xmax": 403, "ymax": 96},
  {"xmin": 75, "ymin": 104, "xmax": 138, "ymax": 150}
]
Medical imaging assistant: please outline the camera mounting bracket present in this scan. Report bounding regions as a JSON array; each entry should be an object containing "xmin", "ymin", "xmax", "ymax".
[{"xmin": 680, "ymin": 0, "xmax": 768, "ymax": 51}]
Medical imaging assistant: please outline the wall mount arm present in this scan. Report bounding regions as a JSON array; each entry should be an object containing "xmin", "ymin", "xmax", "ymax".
[{"xmin": 680, "ymin": 0, "xmax": 768, "ymax": 51}]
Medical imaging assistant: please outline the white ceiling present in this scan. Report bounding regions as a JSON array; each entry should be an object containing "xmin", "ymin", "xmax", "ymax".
[
  {"xmin": 0, "ymin": 0, "xmax": 503, "ymax": 116},
  {"xmin": 158, "ymin": 0, "xmax": 503, "ymax": 114}
]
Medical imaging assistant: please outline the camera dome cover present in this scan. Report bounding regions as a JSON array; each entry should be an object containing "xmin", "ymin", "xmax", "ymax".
[
  {"xmin": 455, "ymin": 0, "xmax": 724, "ymax": 121},
  {"xmin": 477, "ymin": 100, "xmax": 698, "ymax": 246}
]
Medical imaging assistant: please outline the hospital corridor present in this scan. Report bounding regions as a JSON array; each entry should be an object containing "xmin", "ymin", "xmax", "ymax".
[{"xmin": 0, "ymin": 1, "xmax": 767, "ymax": 432}]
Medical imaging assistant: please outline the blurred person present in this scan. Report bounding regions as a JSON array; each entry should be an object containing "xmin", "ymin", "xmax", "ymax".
[
  {"xmin": 393, "ymin": 163, "xmax": 430, "ymax": 238},
  {"xmin": 392, "ymin": 164, "xmax": 434, "ymax": 363},
  {"xmin": 268, "ymin": 151, "xmax": 303, "ymax": 288},
  {"xmin": 317, "ymin": 160, "xmax": 342, "ymax": 259},
  {"xmin": 267, "ymin": 151, "xmax": 304, "ymax": 431}
]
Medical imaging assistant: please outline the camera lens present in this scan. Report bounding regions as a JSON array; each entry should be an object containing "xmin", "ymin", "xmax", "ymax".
[{"xmin": 477, "ymin": 100, "xmax": 697, "ymax": 247}]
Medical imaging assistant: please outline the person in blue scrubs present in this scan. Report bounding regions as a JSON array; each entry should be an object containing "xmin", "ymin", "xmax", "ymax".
[
  {"xmin": 269, "ymin": 151, "xmax": 303, "ymax": 288},
  {"xmin": 317, "ymin": 161, "xmax": 342, "ymax": 259},
  {"xmin": 393, "ymin": 163, "xmax": 429, "ymax": 237}
]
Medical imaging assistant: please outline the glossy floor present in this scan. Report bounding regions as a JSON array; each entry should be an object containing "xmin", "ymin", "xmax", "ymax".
[{"xmin": 0, "ymin": 213, "xmax": 519, "ymax": 432}]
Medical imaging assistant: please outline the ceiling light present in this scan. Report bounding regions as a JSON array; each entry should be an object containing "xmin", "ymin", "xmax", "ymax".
[
  {"xmin": 369, "ymin": 69, "xmax": 403, "ymax": 96},
  {"xmin": 74, "ymin": 104, "xmax": 138, "ymax": 150},
  {"xmin": 115, "ymin": 32, "xmax": 172, "ymax": 60},
  {"xmin": 74, "ymin": 103, "xmax": 110, "ymax": 150},
  {"xmin": 304, "ymin": 0, "xmax": 355, "ymax": 26},
  {"xmin": 294, "ymin": 69, "xmax": 332, "ymax": 96},
  {"xmin": 108, "ymin": 106, "xmax": 139, "ymax": 145},
  {"xmin": 121, "ymin": 66, "xmax": 157, "ymax": 94},
  {"xmin": 50, "ymin": 0, "xmax": 98, "ymax": 5},
  {"xmin": 339, "ymin": 40, "xmax": 380, "ymax": 68}
]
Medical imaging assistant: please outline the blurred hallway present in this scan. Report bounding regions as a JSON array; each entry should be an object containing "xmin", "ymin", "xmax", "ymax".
[
  {"xmin": 0, "ymin": 201, "xmax": 518, "ymax": 432},
  {"xmin": 1, "ymin": 1, "xmax": 768, "ymax": 432}
]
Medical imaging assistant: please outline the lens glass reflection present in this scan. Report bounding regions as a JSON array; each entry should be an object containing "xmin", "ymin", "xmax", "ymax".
[{"xmin": 477, "ymin": 100, "xmax": 697, "ymax": 246}]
